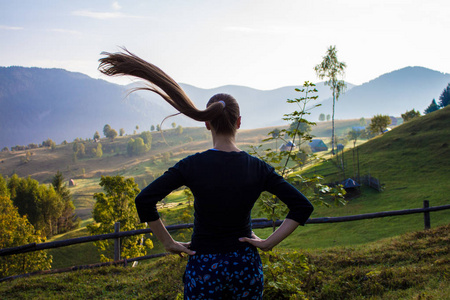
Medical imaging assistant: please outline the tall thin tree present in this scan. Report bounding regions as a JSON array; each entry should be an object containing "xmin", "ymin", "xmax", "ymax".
[{"xmin": 315, "ymin": 45, "xmax": 347, "ymax": 155}]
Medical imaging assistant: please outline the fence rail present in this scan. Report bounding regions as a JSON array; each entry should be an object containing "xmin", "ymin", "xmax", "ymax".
[{"xmin": 1, "ymin": 201, "xmax": 449, "ymax": 281}]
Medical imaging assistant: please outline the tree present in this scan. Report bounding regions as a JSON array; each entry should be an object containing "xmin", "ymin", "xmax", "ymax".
[
  {"xmin": 107, "ymin": 129, "xmax": 118, "ymax": 141},
  {"xmin": 87, "ymin": 176, "xmax": 152, "ymax": 261},
  {"xmin": 369, "ymin": 114, "xmax": 391, "ymax": 135},
  {"xmin": 424, "ymin": 99, "xmax": 440, "ymax": 114},
  {"xmin": 315, "ymin": 45, "xmax": 347, "ymax": 155},
  {"xmin": 438, "ymin": 82, "xmax": 450, "ymax": 108},
  {"xmin": 140, "ymin": 131, "xmax": 153, "ymax": 145},
  {"xmin": 177, "ymin": 125, "xmax": 183, "ymax": 135},
  {"xmin": 151, "ymin": 125, "xmax": 155, "ymax": 131},
  {"xmin": 0, "ymin": 196, "xmax": 52, "ymax": 278},
  {"xmin": 127, "ymin": 137, "xmax": 150, "ymax": 156},
  {"xmin": 8, "ymin": 175, "xmax": 65, "ymax": 237},
  {"xmin": 347, "ymin": 129, "xmax": 361, "ymax": 148},
  {"xmin": 94, "ymin": 131, "xmax": 100, "ymax": 140},
  {"xmin": 119, "ymin": 128, "xmax": 125, "ymax": 136},
  {"xmin": 359, "ymin": 117, "xmax": 366, "ymax": 126},
  {"xmin": 103, "ymin": 124, "xmax": 112, "ymax": 137},
  {"xmin": 171, "ymin": 122, "xmax": 176, "ymax": 129},
  {"xmin": 42, "ymin": 138, "xmax": 56, "ymax": 149},
  {"xmin": 249, "ymin": 82, "xmax": 346, "ymax": 230},
  {"xmin": 52, "ymin": 171, "xmax": 79, "ymax": 233},
  {"xmin": 326, "ymin": 114, "xmax": 331, "ymax": 121},
  {"xmin": 156, "ymin": 124, "xmax": 161, "ymax": 131},
  {"xmin": 95, "ymin": 142, "xmax": 103, "ymax": 158},
  {"xmin": 0, "ymin": 174, "xmax": 10, "ymax": 198},
  {"xmin": 401, "ymin": 109, "xmax": 421, "ymax": 122},
  {"xmin": 319, "ymin": 113, "xmax": 325, "ymax": 121}
]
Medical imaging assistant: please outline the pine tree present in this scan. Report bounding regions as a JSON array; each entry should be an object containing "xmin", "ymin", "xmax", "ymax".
[{"xmin": 424, "ymin": 99, "xmax": 440, "ymax": 114}]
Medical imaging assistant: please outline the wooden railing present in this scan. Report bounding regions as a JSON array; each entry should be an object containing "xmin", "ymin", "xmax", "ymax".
[{"xmin": 1, "ymin": 200, "xmax": 449, "ymax": 281}]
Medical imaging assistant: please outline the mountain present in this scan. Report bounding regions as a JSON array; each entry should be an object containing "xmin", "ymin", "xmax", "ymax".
[
  {"xmin": 0, "ymin": 67, "xmax": 175, "ymax": 148},
  {"xmin": 311, "ymin": 66, "xmax": 450, "ymax": 120},
  {"xmin": 0, "ymin": 66, "xmax": 448, "ymax": 148}
]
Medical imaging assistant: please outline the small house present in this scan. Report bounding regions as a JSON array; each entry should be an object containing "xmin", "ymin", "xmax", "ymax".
[
  {"xmin": 279, "ymin": 141, "xmax": 296, "ymax": 152},
  {"xmin": 309, "ymin": 139, "xmax": 328, "ymax": 153}
]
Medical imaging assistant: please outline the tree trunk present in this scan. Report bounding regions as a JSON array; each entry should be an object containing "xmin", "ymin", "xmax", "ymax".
[{"xmin": 332, "ymin": 88, "xmax": 336, "ymax": 155}]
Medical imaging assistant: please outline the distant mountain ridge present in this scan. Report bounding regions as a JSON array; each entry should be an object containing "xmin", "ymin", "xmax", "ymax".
[
  {"xmin": 312, "ymin": 66, "xmax": 450, "ymax": 120},
  {"xmin": 0, "ymin": 66, "xmax": 448, "ymax": 148}
]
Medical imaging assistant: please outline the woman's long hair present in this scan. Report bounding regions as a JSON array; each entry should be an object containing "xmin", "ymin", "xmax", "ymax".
[{"xmin": 98, "ymin": 49, "xmax": 240, "ymax": 135}]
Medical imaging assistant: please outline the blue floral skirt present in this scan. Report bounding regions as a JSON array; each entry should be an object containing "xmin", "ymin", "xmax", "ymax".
[{"xmin": 183, "ymin": 246, "xmax": 263, "ymax": 299}]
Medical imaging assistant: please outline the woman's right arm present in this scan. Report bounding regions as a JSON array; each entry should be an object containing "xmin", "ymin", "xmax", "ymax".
[
  {"xmin": 148, "ymin": 219, "xmax": 196, "ymax": 256},
  {"xmin": 135, "ymin": 162, "xmax": 195, "ymax": 256}
]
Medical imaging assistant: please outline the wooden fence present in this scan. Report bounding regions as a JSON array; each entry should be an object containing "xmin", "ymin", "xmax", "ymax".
[{"xmin": 1, "ymin": 200, "xmax": 449, "ymax": 282}]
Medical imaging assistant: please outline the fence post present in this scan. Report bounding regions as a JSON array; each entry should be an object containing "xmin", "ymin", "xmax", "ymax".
[
  {"xmin": 114, "ymin": 222, "xmax": 120, "ymax": 261},
  {"xmin": 423, "ymin": 200, "xmax": 430, "ymax": 230}
]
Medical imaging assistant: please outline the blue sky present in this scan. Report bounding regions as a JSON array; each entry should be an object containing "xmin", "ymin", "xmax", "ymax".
[{"xmin": 1, "ymin": 0, "xmax": 449, "ymax": 90}]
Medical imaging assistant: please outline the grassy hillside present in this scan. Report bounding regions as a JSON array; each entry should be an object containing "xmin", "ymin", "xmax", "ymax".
[
  {"xmin": 266, "ymin": 106, "xmax": 450, "ymax": 250},
  {"xmin": 1, "ymin": 224, "xmax": 448, "ymax": 299}
]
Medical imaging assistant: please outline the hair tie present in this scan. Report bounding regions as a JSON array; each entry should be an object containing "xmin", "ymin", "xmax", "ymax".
[{"xmin": 218, "ymin": 100, "xmax": 226, "ymax": 108}]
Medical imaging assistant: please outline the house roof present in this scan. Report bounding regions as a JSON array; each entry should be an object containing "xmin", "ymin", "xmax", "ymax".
[
  {"xmin": 342, "ymin": 178, "xmax": 360, "ymax": 188},
  {"xmin": 309, "ymin": 139, "xmax": 326, "ymax": 147}
]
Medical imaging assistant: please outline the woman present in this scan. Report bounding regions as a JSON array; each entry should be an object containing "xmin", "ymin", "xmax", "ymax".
[{"xmin": 98, "ymin": 49, "xmax": 314, "ymax": 299}]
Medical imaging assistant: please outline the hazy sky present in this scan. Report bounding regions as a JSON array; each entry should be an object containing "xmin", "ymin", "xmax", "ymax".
[{"xmin": 1, "ymin": 0, "xmax": 449, "ymax": 90}]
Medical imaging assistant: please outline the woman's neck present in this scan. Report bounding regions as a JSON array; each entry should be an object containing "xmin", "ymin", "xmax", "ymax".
[{"xmin": 211, "ymin": 133, "xmax": 241, "ymax": 152}]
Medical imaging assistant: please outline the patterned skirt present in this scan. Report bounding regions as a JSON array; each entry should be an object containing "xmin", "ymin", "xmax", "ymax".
[{"xmin": 183, "ymin": 246, "xmax": 263, "ymax": 299}]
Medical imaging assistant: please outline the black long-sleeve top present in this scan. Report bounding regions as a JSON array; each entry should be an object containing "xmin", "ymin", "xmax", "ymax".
[{"xmin": 135, "ymin": 149, "xmax": 313, "ymax": 254}]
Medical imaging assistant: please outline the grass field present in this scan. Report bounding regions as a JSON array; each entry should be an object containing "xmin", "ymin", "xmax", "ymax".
[{"xmin": 1, "ymin": 224, "xmax": 448, "ymax": 299}]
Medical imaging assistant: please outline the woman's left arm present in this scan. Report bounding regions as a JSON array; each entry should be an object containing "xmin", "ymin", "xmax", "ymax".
[{"xmin": 239, "ymin": 218, "xmax": 299, "ymax": 251}]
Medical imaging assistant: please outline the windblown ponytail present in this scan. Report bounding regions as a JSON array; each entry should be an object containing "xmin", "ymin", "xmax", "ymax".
[{"xmin": 98, "ymin": 49, "xmax": 240, "ymax": 135}]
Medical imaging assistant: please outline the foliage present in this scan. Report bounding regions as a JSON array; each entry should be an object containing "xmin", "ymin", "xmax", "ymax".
[
  {"xmin": 103, "ymin": 124, "xmax": 111, "ymax": 137},
  {"xmin": 86, "ymin": 175, "xmax": 152, "ymax": 262},
  {"xmin": 318, "ymin": 113, "xmax": 325, "ymax": 121},
  {"xmin": 119, "ymin": 128, "xmax": 125, "ymax": 136},
  {"xmin": 94, "ymin": 142, "xmax": 103, "ymax": 158},
  {"xmin": 93, "ymin": 131, "xmax": 100, "ymax": 140},
  {"xmin": 261, "ymin": 250, "xmax": 311, "ymax": 299},
  {"xmin": 438, "ymin": 82, "xmax": 450, "ymax": 107},
  {"xmin": 140, "ymin": 131, "xmax": 153, "ymax": 145},
  {"xmin": 7, "ymin": 174, "xmax": 64, "ymax": 237},
  {"xmin": 72, "ymin": 142, "xmax": 86, "ymax": 158},
  {"xmin": 127, "ymin": 137, "xmax": 150, "ymax": 156},
  {"xmin": 51, "ymin": 171, "xmax": 79, "ymax": 233},
  {"xmin": 107, "ymin": 129, "xmax": 118, "ymax": 141},
  {"xmin": 424, "ymin": 99, "xmax": 440, "ymax": 114},
  {"xmin": 42, "ymin": 138, "xmax": 56, "ymax": 150},
  {"xmin": 401, "ymin": 109, "xmax": 421, "ymax": 122},
  {"xmin": 359, "ymin": 117, "xmax": 367, "ymax": 126},
  {"xmin": 0, "ymin": 195, "xmax": 52, "ymax": 278},
  {"xmin": 347, "ymin": 128, "xmax": 362, "ymax": 148},
  {"xmin": 314, "ymin": 45, "xmax": 347, "ymax": 155},
  {"xmin": 249, "ymin": 82, "xmax": 346, "ymax": 224},
  {"xmin": 369, "ymin": 114, "xmax": 392, "ymax": 135},
  {"xmin": 0, "ymin": 174, "xmax": 10, "ymax": 197},
  {"xmin": 103, "ymin": 124, "xmax": 118, "ymax": 141}
]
